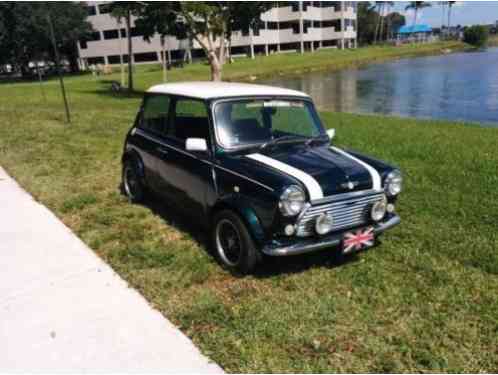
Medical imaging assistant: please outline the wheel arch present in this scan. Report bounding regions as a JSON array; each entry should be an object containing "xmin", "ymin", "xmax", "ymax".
[
  {"xmin": 210, "ymin": 196, "xmax": 266, "ymax": 246},
  {"xmin": 122, "ymin": 149, "xmax": 146, "ymax": 182}
]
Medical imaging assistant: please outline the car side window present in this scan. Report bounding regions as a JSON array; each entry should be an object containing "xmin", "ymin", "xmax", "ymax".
[
  {"xmin": 168, "ymin": 98, "xmax": 210, "ymax": 146},
  {"xmin": 140, "ymin": 94, "xmax": 170, "ymax": 135}
]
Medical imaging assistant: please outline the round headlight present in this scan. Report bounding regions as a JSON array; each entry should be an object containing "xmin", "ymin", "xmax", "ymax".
[
  {"xmin": 371, "ymin": 196, "xmax": 387, "ymax": 222},
  {"xmin": 385, "ymin": 170, "xmax": 402, "ymax": 196},
  {"xmin": 279, "ymin": 185, "xmax": 306, "ymax": 217},
  {"xmin": 315, "ymin": 213, "xmax": 334, "ymax": 235}
]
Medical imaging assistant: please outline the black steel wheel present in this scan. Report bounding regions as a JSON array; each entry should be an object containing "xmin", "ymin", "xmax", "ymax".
[{"xmin": 212, "ymin": 210, "xmax": 260, "ymax": 274}]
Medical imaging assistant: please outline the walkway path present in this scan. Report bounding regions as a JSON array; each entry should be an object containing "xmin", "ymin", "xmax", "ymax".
[{"xmin": 0, "ymin": 167, "xmax": 222, "ymax": 372}]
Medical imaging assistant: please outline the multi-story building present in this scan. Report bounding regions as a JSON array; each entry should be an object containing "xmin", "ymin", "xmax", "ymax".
[{"xmin": 77, "ymin": 1, "xmax": 357, "ymax": 68}]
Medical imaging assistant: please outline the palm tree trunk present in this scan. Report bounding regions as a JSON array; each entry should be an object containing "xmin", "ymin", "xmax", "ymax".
[
  {"xmin": 161, "ymin": 36, "xmax": 167, "ymax": 83},
  {"xmin": 126, "ymin": 11, "xmax": 133, "ymax": 92},
  {"xmin": 373, "ymin": 5, "xmax": 381, "ymax": 44},
  {"xmin": 117, "ymin": 19, "xmax": 125, "ymax": 87},
  {"xmin": 379, "ymin": 4, "xmax": 386, "ymax": 42},
  {"xmin": 448, "ymin": 5, "xmax": 452, "ymax": 36}
]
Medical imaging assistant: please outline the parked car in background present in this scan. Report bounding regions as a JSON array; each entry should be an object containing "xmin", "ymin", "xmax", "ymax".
[{"xmin": 121, "ymin": 82, "xmax": 402, "ymax": 273}]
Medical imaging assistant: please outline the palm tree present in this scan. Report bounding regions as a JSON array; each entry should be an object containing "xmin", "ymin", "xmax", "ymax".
[
  {"xmin": 405, "ymin": 1, "xmax": 432, "ymax": 27},
  {"xmin": 440, "ymin": 2, "xmax": 446, "ymax": 32},
  {"xmin": 447, "ymin": 1, "xmax": 456, "ymax": 36},
  {"xmin": 110, "ymin": 2, "xmax": 143, "ymax": 92},
  {"xmin": 379, "ymin": 2, "xmax": 394, "ymax": 42}
]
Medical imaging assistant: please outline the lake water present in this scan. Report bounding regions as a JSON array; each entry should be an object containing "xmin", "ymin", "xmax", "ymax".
[{"xmin": 263, "ymin": 47, "xmax": 498, "ymax": 126}]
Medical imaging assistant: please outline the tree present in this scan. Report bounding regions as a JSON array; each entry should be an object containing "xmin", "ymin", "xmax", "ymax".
[
  {"xmin": 175, "ymin": 2, "xmax": 270, "ymax": 81},
  {"xmin": 0, "ymin": 2, "xmax": 91, "ymax": 75},
  {"xmin": 463, "ymin": 25, "xmax": 489, "ymax": 48},
  {"xmin": 447, "ymin": 1, "xmax": 456, "ymax": 34},
  {"xmin": 405, "ymin": 1, "xmax": 432, "ymax": 27},
  {"xmin": 357, "ymin": 2, "xmax": 379, "ymax": 45},
  {"xmin": 110, "ymin": 2, "xmax": 144, "ymax": 92},
  {"xmin": 134, "ymin": 2, "xmax": 185, "ymax": 83},
  {"xmin": 385, "ymin": 12, "xmax": 406, "ymax": 40},
  {"xmin": 374, "ymin": 1, "xmax": 394, "ymax": 43},
  {"xmin": 228, "ymin": 3, "xmax": 272, "ymax": 59}
]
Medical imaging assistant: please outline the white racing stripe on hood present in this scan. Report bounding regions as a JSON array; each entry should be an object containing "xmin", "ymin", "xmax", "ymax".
[
  {"xmin": 246, "ymin": 153, "xmax": 324, "ymax": 200},
  {"xmin": 330, "ymin": 146, "xmax": 382, "ymax": 190}
]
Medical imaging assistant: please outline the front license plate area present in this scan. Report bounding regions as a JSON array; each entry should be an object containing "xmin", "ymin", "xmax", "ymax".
[{"xmin": 342, "ymin": 227, "xmax": 375, "ymax": 254}]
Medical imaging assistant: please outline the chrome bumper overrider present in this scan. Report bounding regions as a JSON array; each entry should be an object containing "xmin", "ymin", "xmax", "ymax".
[{"xmin": 262, "ymin": 214, "xmax": 401, "ymax": 257}]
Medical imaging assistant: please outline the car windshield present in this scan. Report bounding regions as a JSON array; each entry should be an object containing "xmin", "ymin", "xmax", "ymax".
[{"xmin": 213, "ymin": 99, "xmax": 325, "ymax": 149}]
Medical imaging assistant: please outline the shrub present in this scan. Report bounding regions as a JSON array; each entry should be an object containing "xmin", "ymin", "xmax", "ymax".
[{"xmin": 463, "ymin": 25, "xmax": 489, "ymax": 48}]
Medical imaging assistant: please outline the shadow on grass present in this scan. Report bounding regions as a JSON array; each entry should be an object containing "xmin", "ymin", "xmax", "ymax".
[
  {"xmin": 133, "ymin": 188, "xmax": 364, "ymax": 278},
  {"xmin": 82, "ymin": 79, "xmax": 145, "ymax": 100}
]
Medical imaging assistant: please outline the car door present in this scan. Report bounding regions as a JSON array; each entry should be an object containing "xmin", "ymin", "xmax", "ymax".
[
  {"xmin": 155, "ymin": 96, "xmax": 214, "ymax": 217},
  {"xmin": 133, "ymin": 93, "xmax": 172, "ymax": 194}
]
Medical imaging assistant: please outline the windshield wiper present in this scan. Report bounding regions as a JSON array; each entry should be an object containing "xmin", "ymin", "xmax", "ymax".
[
  {"xmin": 260, "ymin": 135, "xmax": 307, "ymax": 150},
  {"xmin": 304, "ymin": 135, "xmax": 330, "ymax": 147}
]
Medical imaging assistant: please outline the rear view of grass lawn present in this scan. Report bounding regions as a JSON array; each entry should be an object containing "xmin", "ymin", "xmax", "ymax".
[{"xmin": 1, "ymin": 54, "xmax": 497, "ymax": 372}]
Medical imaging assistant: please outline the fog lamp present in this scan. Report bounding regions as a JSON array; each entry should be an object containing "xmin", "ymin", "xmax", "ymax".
[
  {"xmin": 371, "ymin": 196, "xmax": 387, "ymax": 222},
  {"xmin": 315, "ymin": 213, "xmax": 334, "ymax": 235}
]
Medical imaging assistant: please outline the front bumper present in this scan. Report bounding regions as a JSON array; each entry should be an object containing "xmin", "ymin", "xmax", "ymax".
[{"xmin": 262, "ymin": 214, "xmax": 400, "ymax": 256}]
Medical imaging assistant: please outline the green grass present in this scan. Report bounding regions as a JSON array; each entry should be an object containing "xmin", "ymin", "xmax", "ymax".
[{"xmin": 1, "ymin": 43, "xmax": 498, "ymax": 372}]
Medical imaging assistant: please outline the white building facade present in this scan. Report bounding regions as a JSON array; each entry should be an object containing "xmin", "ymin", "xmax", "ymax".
[{"xmin": 77, "ymin": 2, "xmax": 357, "ymax": 67}]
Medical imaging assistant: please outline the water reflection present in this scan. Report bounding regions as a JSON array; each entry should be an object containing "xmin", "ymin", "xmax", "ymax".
[{"xmin": 264, "ymin": 48, "xmax": 498, "ymax": 126}]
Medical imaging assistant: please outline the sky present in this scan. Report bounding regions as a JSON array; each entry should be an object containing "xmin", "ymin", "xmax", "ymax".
[{"xmin": 389, "ymin": 1, "xmax": 498, "ymax": 28}]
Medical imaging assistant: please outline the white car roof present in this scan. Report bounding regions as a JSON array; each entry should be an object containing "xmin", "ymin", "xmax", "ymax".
[{"xmin": 147, "ymin": 81, "xmax": 310, "ymax": 100}]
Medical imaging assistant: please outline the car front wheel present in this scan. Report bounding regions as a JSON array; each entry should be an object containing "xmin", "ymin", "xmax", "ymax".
[{"xmin": 213, "ymin": 210, "xmax": 260, "ymax": 274}]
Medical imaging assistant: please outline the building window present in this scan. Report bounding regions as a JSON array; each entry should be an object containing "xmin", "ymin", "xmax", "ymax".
[
  {"xmin": 87, "ymin": 56, "xmax": 105, "ymax": 65},
  {"xmin": 322, "ymin": 19, "xmax": 341, "ymax": 30},
  {"xmin": 86, "ymin": 6, "xmax": 96, "ymax": 16},
  {"xmin": 291, "ymin": 2, "xmax": 299, "ymax": 12},
  {"xmin": 321, "ymin": 1, "xmax": 341, "ymax": 11},
  {"xmin": 98, "ymin": 3, "xmax": 112, "ymax": 14},
  {"xmin": 280, "ymin": 21, "xmax": 300, "ymax": 34},
  {"xmin": 303, "ymin": 20, "xmax": 311, "ymax": 33},
  {"xmin": 134, "ymin": 52, "xmax": 158, "ymax": 63},
  {"xmin": 103, "ymin": 29, "xmax": 119, "ymax": 40},
  {"xmin": 267, "ymin": 21, "xmax": 278, "ymax": 30},
  {"xmin": 108, "ymin": 55, "xmax": 129, "ymax": 64},
  {"xmin": 79, "ymin": 31, "xmax": 101, "ymax": 49}
]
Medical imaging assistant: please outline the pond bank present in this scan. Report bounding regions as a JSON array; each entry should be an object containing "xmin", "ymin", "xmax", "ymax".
[{"xmin": 79, "ymin": 40, "xmax": 467, "ymax": 91}]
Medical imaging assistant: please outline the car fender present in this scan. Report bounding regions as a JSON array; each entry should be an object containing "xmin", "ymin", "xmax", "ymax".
[{"xmin": 212, "ymin": 194, "xmax": 266, "ymax": 246}]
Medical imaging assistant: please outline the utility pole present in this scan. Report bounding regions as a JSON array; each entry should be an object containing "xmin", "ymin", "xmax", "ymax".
[{"xmin": 47, "ymin": 12, "xmax": 71, "ymax": 124}]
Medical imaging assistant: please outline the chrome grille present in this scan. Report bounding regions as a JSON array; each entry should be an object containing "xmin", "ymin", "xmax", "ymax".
[{"xmin": 296, "ymin": 191, "xmax": 385, "ymax": 237}]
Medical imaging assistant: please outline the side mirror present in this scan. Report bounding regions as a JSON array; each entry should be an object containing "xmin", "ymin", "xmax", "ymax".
[
  {"xmin": 186, "ymin": 138, "xmax": 208, "ymax": 152},
  {"xmin": 327, "ymin": 128, "xmax": 336, "ymax": 140}
]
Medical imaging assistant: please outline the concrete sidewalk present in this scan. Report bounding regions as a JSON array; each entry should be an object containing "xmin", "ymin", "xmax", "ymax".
[{"xmin": 0, "ymin": 167, "xmax": 222, "ymax": 373}]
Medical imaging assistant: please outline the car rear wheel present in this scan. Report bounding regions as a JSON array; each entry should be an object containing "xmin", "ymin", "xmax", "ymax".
[
  {"xmin": 213, "ymin": 210, "xmax": 260, "ymax": 274},
  {"xmin": 122, "ymin": 159, "xmax": 145, "ymax": 203}
]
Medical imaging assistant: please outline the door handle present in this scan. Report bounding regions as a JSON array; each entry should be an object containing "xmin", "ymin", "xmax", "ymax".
[{"xmin": 156, "ymin": 146, "xmax": 168, "ymax": 155}]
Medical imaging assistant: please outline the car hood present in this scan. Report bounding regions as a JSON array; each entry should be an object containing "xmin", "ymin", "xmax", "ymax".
[{"xmin": 226, "ymin": 144, "xmax": 388, "ymax": 200}]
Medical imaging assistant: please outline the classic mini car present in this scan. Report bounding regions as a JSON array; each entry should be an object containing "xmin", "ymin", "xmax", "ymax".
[{"xmin": 121, "ymin": 82, "xmax": 402, "ymax": 273}]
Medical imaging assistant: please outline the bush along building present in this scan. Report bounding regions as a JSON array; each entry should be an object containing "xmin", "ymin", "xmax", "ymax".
[{"xmin": 77, "ymin": 1, "xmax": 357, "ymax": 68}]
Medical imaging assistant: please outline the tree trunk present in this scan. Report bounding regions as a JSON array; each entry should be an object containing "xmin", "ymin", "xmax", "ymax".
[
  {"xmin": 208, "ymin": 52, "xmax": 222, "ymax": 82},
  {"xmin": 448, "ymin": 6, "xmax": 452, "ymax": 36},
  {"xmin": 117, "ymin": 19, "xmax": 125, "ymax": 87},
  {"xmin": 126, "ymin": 11, "xmax": 133, "ymax": 92},
  {"xmin": 161, "ymin": 36, "xmax": 167, "ymax": 83},
  {"xmin": 373, "ymin": 5, "xmax": 381, "ymax": 44}
]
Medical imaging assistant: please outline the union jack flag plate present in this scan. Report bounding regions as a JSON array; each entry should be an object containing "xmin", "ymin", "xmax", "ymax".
[{"xmin": 342, "ymin": 227, "xmax": 375, "ymax": 254}]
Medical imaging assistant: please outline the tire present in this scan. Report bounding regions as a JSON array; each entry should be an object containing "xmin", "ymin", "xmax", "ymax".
[
  {"xmin": 212, "ymin": 210, "xmax": 260, "ymax": 274},
  {"xmin": 122, "ymin": 158, "xmax": 145, "ymax": 203}
]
